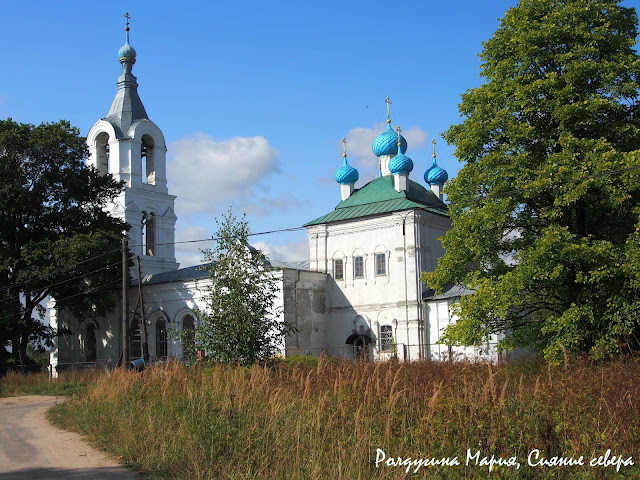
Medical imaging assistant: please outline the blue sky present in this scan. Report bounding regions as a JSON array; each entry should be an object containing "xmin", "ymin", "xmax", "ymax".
[{"xmin": 1, "ymin": 0, "xmax": 523, "ymax": 267}]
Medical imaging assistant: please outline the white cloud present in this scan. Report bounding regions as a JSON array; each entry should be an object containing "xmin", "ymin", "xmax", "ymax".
[
  {"xmin": 174, "ymin": 225, "xmax": 210, "ymax": 268},
  {"xmin": 402, "ymin": 127, "xmax": 429, "ymax": 151},
  {"xmin": 175, "ymin": 227, "xmax": 310, "ymax": 269},
  {"xmin": 346, "ymin": 125, "xmax": 383, "ymax": 168},
  {"xmin": 251, "ymin": 238, "xmax": 309, "ymax": 264},
  {"xmin": 344, "ymin": 123, "xmax": 429, "ymax": 182},
  {"xmin": 168, "ymin": 133, "xmax": 279, "ymax": 216},
  {"xmin": 238, "ymin": 195, "xmax": 301, "ymax": 217}
]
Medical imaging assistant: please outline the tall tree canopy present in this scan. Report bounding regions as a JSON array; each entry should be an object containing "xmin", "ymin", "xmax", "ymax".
[
  {"xmin": 0, "ymin": 119, "xmax": 126, "ymax": 370},
  {"xmin": 422, "ymin": 0, "xmax": 640, "ymax": 360},
  {"xmin": 187, "ymin": 209, "xmax": 291, "ymax": 365}
]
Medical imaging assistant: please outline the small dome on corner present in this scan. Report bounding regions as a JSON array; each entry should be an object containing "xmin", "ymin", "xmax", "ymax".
[
  {"xmin": 335, "ymin": 158, "xmax": 359, "ymax": 185},
  {"xmin": 425, "ymin": 160, "xmax": 448, "ymax": 185}
]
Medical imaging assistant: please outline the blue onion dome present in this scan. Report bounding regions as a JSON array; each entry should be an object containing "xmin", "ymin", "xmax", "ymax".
[
  {"xmin": 425, "ymin": 159, "xmax": 448, "ymax": 185},
  {"xmin": 119, "ymin": 24, "xmax": 137, "ymax": 62},
  {"xmin": 119, "ymin": 41, "xmax": 137, "ymax": 61},
  {"xmin": 389, "ymin": 142, "xmax": 414, "ymax": 175},
  {"xmin": 372, "ymin": 123, "xmax": 407, "ymax": 157},
  {"xmin": 335, "ymin": 156, "xmax": 359, "ymax": 184}
]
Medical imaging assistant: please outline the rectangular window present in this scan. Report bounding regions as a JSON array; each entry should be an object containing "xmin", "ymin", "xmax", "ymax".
[
  {"xmin": 334, "ymin": 258, "xmax": 344, "ymax": 280},
  {"xmin": 375, "ymin": 253, "xmax": 386, "ymax": 276},
  {"xmin": 380, "ymin": 325, "xmax": 393, "ymax": 352},
  {"xmin": 156, "ymin": 321, "xmax": 167, "ymax": 358},
  {"xmin": 354, "ymin": 256, "xmax": 364, "ymax": 278}
]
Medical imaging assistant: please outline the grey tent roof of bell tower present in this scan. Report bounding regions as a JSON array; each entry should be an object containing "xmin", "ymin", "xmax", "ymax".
[{"xmin": 104, "ymin": 64, "xmax": 149, "ymax": 138}]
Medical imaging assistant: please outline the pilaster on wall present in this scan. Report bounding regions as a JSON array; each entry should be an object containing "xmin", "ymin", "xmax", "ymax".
[
  {"xmin": 126, "ymin": 138, "xmax": 143, "ymax": 186},
  {"xmin": 308, "ymin": 226, "xmax": 328, "ymax": 273}
]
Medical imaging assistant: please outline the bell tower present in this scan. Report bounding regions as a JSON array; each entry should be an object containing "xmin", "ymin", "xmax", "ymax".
[{"xmin": 87, "ymin": 14, "xmax": 179, "ymax": 276}]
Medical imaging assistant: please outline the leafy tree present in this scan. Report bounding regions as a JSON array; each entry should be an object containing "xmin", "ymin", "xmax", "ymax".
[
  {"xmin": 422, "ymin": 0, "xmax": 640, "ymax": 360},
  {"xmin": 186, "ymin": 209, "xmax": 291, "ymax": 365},
  {"xmin": 0, "ymin": 119, "xmax": 127, "ymax": 371}
]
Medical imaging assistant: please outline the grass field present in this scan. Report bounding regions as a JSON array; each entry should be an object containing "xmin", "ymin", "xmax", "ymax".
[
  {"xmin": 0, "ymin": 369, "xmax": 99, "ymax": 398},
  {"xmin": 21, "ymin": 356, "xmax": 636, "ymax": 479}
]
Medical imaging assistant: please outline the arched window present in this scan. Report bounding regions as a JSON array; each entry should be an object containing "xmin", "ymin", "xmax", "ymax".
[
  {"xmin": 141, "ymin": 135, "xmax": 155, "ymax": 185},
  {"xmin": 142, "ymin": 211, "xmax": 155, "ymax": 256},
  {"xmin": 182, "ymin": 315, "xmax": 195, "ymax": 357},
  {"xmin": 95, "ymin": 132, "xmax": 110, "ymax": 176},
  {"xmin": 155, "ymin": 319, "xmax": 167, "ymax": 358},
  {"xmin": 86, "ymin": 324, "xmax": 97, "ymax": 362}
]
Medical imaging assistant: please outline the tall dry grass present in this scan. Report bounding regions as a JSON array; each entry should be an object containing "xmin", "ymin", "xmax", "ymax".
[
  {"xmin": 47, "ymin": 357, "xmax": 640, "ymax": 479},
  {"xmin": 0, "ymin": 369, "xmax": 100, "ymax": 397}
]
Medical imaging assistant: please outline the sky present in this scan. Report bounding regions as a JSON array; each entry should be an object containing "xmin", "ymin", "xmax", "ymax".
[{"xmin": 2, "ymin": 0, "xmax": 534, "ymax": 267}]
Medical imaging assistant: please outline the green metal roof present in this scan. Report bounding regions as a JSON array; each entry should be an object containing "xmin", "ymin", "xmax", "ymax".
[{"xmin": 304, "ymin": 176, "xmax": 448, "ymax": 227}]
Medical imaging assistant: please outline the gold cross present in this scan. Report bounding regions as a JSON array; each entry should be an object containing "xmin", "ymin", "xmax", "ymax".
[
  {"xmin": 341, "ymin": 137, "xmax": 347, "ymax": 157},
  {"xmin": 396, "ymin": 126, "xmax": 402, "ymax": 146},
  {"xmin": 432, "ymin": 138, "xmax": 437, "ymax": 158},
  {"xmin": 385, "ymin": 96, "xmax": 392, "ymax": 123},
  {"xmin": 125, "ymin": 12, "xmax": 130, "ymax": 30}
]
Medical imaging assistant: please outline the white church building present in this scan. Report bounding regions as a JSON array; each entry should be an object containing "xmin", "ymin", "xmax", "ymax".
[{"xmin": 49, "ymin": 26, "xmax": 498, "ymax": 372}]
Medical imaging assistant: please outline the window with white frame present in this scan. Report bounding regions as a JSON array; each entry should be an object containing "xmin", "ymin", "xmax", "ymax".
[
  {"xmin": 375, "ymin": 252, "xmax": 386, "ymax": 276},
  {"xmin": 334, "ymin": 258, "xmax": 344, "ymax": 280},
  {"xmin": 156, "ymin": 319, "xmax": 167, "ymax": 358},
  {"xmin": 380, "ymin": 325, "xmax": 393, "ymax": 352},
  {"xmin": 354, "ymin": 256, "xmax": 364, "ymax": 278}
]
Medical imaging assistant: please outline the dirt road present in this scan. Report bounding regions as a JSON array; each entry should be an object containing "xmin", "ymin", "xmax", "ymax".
[{"xmin": 0, "ymin": 396, "xmax": 138, "ymax": 479}]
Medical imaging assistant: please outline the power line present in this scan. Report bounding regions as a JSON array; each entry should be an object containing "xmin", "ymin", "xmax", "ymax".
[
  {"xmin": 125, "ymin": 164, "xmax": 640, "ymax": 252},
  {"xmin": 126, "ymin": 226, "xmax": 308, "ymax": 249},
  {"xmin": 0, "ymin": 278, "xmax": 121, "ymax": 325},
  {"xmin": 5, "ymin": 162, "xmax": 639, "ymax": 325},
  {"xmin": 1, "ymin": 225, "xmax": 308, "ymax": 308},
  {"xmin": 0, "ymin": 248, "xmax": 121, "ymax": 295},
  {"xmin": 0, "ymin": 260, "xmax": 122, "ymax": 309},
  {"xmin": 1, "ymin": 225, "xmax": 310, "ymax": 321}
]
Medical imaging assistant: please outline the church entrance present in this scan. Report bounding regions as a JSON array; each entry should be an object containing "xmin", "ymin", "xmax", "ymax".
[{"xmin": 346, "ymin": 333, "xmax": 371, "ymax": 361}]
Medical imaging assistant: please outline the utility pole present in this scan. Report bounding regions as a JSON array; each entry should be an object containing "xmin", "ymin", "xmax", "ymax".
[
  {"xmin": 136, "ymin": 256, "xmax": 149, "ymax": 362},
  {"xmin": 122, "ymin": 238, "xmax": 129, "ymax": 367}
]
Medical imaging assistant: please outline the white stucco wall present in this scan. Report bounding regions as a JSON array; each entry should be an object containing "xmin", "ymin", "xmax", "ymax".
[
  {"xmin": 307, "ymin": 208, "xmax": 450, "ymax": 360},
  {"xmin": 423, "ymin": 298, "xmax": 503, "ymax": 362},
  {"xmin": 49, "ymin": 268, "xmax": 311, "ymax": 373}
]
